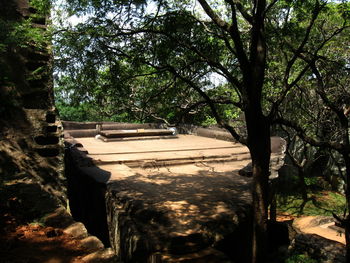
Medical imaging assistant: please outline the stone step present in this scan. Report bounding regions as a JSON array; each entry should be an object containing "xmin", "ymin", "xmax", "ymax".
[
  {"xmin": 92, "ymin": 153, "xmax": 251, "ymax": 168},
  {"xmin": 149, "ymin": 247, "xmax": 232, "ymax": 262}
]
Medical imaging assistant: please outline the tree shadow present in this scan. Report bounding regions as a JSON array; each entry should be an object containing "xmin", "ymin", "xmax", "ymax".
[{"xmin": 105, "ymin": 166, "xmax": 253, "ymax": 262}]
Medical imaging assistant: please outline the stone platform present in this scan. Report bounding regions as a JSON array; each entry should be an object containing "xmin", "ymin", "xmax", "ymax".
[{"xmin": 65, "ymin": 131, "xmax": 253, "ymax": 262}]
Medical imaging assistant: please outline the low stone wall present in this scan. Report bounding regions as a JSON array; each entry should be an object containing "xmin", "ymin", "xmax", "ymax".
[
  {"xmin": 64, "ymin": 140, "xmax": 110, "ymax": 246},
  {"xmin": 63, "ymin": 121, "xmax": 162, "ymax": 138},
  {"xmin": 63, "ymin": 122, "xmax": 238, "ymax": 141},
  {"xmin": 177, "ymin": 124, "xmax": 235, "ymax": 142}
]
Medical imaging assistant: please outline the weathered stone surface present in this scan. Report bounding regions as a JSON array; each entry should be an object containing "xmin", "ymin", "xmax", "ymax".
[
  {"xmin": 64, "ymin": 222, "xmax": 89, "ymax": 239},
  {"xmin": 80, "ymin": 236, "xmax": 105, "ymax": 250},
  {"xmin": 0, "ymin": 0, "xmax": 65, "ymax": 205},
  {"xmin": 149, "ymin": 247, "xmax": 232, "ymax": 262},
  {"xmin": 293, "ymin": 216, "xmax": 345, "ymax": 244},
  {"xmin": 293, "ymin": 233, "xmax": 346, "ymax": 263},
  {"xmin": 105, "ymin": 164, "xmax": 252, "ymax": 262},
  {"xmin": 238, "ymin": 136, "xmax": 286, "ymax": 179},
  {"xmin": 82, "ymin": 248, "xmax": 118, "ymax": 263},
  {"xmin": 44, "ymin": 207, "xmax": 75, "ymax": 228},
  {"xmin": 62, "ymin": 121, "xmax": 161, "ymax": 135},
  {"xmin": 195, "ymin": 127, "xmax": 235, "ymax": 142},
  {"xmin": 100, "ymin": 129, "xmax": 174, "ymax": 138}
]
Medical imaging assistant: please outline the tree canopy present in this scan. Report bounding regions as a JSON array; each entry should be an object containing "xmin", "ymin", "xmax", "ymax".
[{"xmin": 53, "ymin": 0, "xmax": 350, "ymax": 262}]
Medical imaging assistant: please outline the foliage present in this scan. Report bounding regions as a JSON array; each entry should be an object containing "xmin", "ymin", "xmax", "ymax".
[
  {"xmin": 0, "ymin": 0, "xmax": 52, "ymax": 87},
  {"xmin": 285, "ymin": 253, "xmax": 318, "ymax": 263},
  {"xmin": 53, "ymin": 0, "xmax": 350, "ymax": 130},
  {"xmin": 277, "ymin": 191, "xmax": 346, "ymax": 216},
  {"xmin": 53, "ymin": 0, "xmax": 246, "ymax": 125}
]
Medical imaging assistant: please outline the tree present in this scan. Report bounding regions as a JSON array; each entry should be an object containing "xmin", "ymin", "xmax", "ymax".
[
  {"xmin": 54, "ymin": 0, "xmax": 349, "ymax": 261},
  {"xmin": 276, "ymin": 35, "xmax": 350, "ymax": 263}
]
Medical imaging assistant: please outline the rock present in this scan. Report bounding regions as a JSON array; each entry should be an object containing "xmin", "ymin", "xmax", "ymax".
[
  {"xmin": 149, "ymin": 247, "xmax": 233, "ymax": 262},
  {"xmin": 45, "ymin": 227, "xmax": 63, "ymax": 238},
  {"xmin": 64, "ymin": 222, "xmax": 89, "ymax": 239},
  {"xmin": 293, "ymin": 233, "xmax": 346, "ymax": 263},
  {"xmin": 44, "ymin": 207, "xmax": 75, "ymax": 228},
  {"xmin": 80, "ymin": 236, "xmax": 105, "ymax": 251},
  {"xmin": 82, "ymin": 248, "xmax": 117, "ymax": 263},
  {"xmin": 239, "ymin": 136, "xmax": 287, "ymax": 179}
]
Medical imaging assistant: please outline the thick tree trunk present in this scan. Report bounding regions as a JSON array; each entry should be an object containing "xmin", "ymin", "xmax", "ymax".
[{"xmin": 245, "ymin": 107, "xmax": 271, "ymax": 263}]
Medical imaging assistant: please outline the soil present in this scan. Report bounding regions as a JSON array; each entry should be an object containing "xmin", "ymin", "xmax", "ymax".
[
  {"xmin": 0, "ymin": 119, "xmax": 104, "ymax": 263},
  {"xmin": 0, "ymin": 189, "xmax": 96, "ymax": 263},
  {"xmin": 0, "ymin": 224, "xmax": 89, "ymax": 263}
]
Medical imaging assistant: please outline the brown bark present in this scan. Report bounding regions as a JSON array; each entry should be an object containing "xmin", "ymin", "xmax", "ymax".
[
  {"xmin": 244, "ymin": 0, "xmax": 269, "ymax": 261},
  {"xmin": 245, "ymin": 104, "xmax": 270, "ymax": 263}
]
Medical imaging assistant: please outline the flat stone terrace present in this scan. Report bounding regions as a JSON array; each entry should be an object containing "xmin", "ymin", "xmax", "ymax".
[
  {"xmin": 78, "ymin": 135, "xmax": 250, "ymax": 168},
  {"xmin": 67, "ymin": 133, "xmax": 253, "ymax": 262}
]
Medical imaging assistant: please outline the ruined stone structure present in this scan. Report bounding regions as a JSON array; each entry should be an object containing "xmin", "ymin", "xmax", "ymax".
[
  {"xmin": 0, "ymin": 0, "xmax": 65, "ymax": 204},
  {"xmin": 64, "ymin": 122, "xmax": 255, "ymax": 262}
]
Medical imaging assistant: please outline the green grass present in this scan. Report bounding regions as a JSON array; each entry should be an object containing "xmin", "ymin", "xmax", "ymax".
[
  {"xmin": 277, "ymin": 191, "xmax": 346, "ymax": 217},
  {"xmin": 285, "ymin": 253, "xmax": 318, "ymax": 263}
]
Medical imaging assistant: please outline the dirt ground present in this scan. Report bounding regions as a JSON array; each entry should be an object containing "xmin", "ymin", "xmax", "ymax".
[
  {"xmin": 0, "ymin": 190, "xmax": 95, "ymax": 263},
  {"xmin": 0, "ymin": 178, "xmax": 115, "ymax": 263},
  {"xmin": 0, "ymin": 218, "xmax": 88, "ymax": 263},
  {"xmin": 0, "ymin": 224, "xmax": 88, "ymax": 263}
]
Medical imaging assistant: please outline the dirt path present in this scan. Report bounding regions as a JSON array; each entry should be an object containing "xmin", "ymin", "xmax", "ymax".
[{"xmin": 293, "ymin": 216, "xmax": 345, "ymax": 244}]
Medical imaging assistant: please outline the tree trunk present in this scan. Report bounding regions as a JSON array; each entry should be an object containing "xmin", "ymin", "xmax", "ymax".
[
  {"xmin": 269, "ymin": 180, "xmax": 277, "ymax": 222},
  {"xmin": 297, "ymin": 165, "xmax": 308, "ymax": 202},
  {"xmin": 342, "ymin": 153, "xmax": 350, "ymax": 262},
  {"xmin": 245, "ymin": 107, "xmax": 271, "ymax": 263}
]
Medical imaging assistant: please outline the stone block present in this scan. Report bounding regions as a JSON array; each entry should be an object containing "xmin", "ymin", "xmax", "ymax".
[
  {"xmin": 80, "ymin": 236, "xmax": 105, "ymax": 250},
  {"xmin": 64, "ymin": 222, "xmax": 89, "ymax": 239}
]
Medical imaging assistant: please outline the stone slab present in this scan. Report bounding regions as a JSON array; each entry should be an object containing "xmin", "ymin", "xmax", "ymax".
[
  {"xmin": 100, "ymin": 129, "xmax": 174, "ymax": 138},
  {"xmin": 77, "ymin": 135, "xmax": 250, "ymax": 165}
]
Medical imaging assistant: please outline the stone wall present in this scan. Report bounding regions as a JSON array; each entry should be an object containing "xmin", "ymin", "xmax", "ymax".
[
  {"xmin": 0, "ymin": 0, "xmax": 65, "ymax": 204},
  {"xmin": 62, "ymin": 121, "xmax": 163, "ymax": 138},
  {"xmin": 64, "ymin": 143, "xmax": 110, "ymax": 246}
]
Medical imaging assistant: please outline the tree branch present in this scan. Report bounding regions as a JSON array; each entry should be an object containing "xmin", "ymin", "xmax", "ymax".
[
  {"xmin": 168, "ymin": 65, "xmax": 246, "ymax": 144},
  {"xmin": 274, "ymin": 118, "xmax": 346, "ymax": 152},
  {"xmin": 283, "ymin": 0, "xmax": 322, "ymax": 88},
  {"xmin": 225, "ymin": 0, "xmax": 253, "ymax": 24},
  {"xmin": 197, "ymin": 0, "xmax": 230, "ymax": 31}
]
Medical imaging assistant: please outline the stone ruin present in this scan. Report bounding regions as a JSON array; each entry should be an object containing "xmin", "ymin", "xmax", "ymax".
[
  {"xmin": 63, "ymin": 121, "xmax": 292, "ymax": 262},
  {"xmin": 0, "ymin": 0, "xmax": 65, "ymax": 201},
  {"xmin": 64, "ymin": 122, "xmax": 253, "ymax": 262}
]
